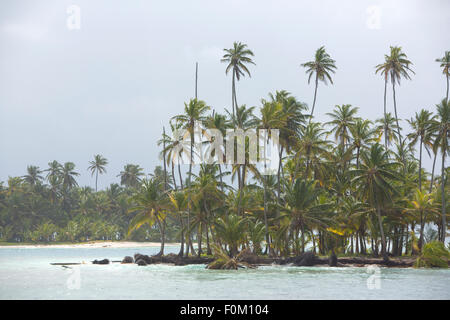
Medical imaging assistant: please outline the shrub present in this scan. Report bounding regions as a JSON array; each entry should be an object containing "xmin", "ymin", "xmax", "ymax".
[{"xmin": 415, "ymin": 241, "xmax": 450, "ymax": 268}]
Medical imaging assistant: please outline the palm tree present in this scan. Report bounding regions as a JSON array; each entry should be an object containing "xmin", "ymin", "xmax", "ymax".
[
  {"xmin": 349, "ymin": 119, "xmax": 377, "ymax": 169},
  {"xmin": 407, "ymin": 189, "xmax": 436, "ymax": 250},
  {"xmin": 351, "ymin": 143, "xmax": 401, "ymax": 261},
  {"xmin": 284, "ymin": 179, "xmax": 331, "ymax": 253},
  {"xmin": 407, "ymin": 110, "xmax": 435, "ymax": 191},
  {"xmin": 117, "ymin": 164, "xmax": 144, "ymax": 189},
  {"xmin": 375, "ymin": 46, "xmax": 415, "ymax": 145},
  {"xmin": 22, "ymin": 165, "xmax": 43, "ymax": 186},
  {"xmin": 436, "ymin": 51, "xmax": 450, "ymax": 100},
  {"xmin": 171, "ymin": 98, "xmax": 210, "ymax": 255},
  {"xmin": 433, "ymin": 99, "xmax": 449, "ymax": 242},
  {"xmin": 61, "ymin": 162, "xmax": 79, "ymax": 190},
  {"xmin": 45, "ymin": 160, "xmax": 62, "ymax": 181},
  {"xmin": 301, "ymin": 46, "xmax": 337, "ymax": 119},
  {"xmin": 128, "ymin": 178, "xmax": 167, "ymax": 256},
  {"xmin": 326, "ymin": 104, "xmax": 359, "ymax": 150},
  {"xmin": 88, "ymin": 155, "xmax": 108, "ymax": 192},
  {"xmin": 168, "ymin": 190, "xmax": 189, "ymax": 256},
  {"xmin": 376, "ymin": 113, "xmax": 399, "ymax": 148},
  {"xmin": 221, "ymin": 42, "xmax": 255, "ymax": 119}
]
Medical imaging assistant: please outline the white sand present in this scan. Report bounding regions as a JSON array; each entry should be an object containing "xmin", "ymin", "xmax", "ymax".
[{"xmin": 0, "ymin": 241, "xmax": 180, "ymax": 249}]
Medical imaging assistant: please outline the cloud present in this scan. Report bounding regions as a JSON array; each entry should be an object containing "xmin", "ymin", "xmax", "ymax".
[{"xmin": 2, "ymin": 21, "xmax": 48, "ymax": 41}]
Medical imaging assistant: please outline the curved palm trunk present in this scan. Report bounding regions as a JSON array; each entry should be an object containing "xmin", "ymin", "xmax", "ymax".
[
  {"xmin": 309, "ymin": 75, "xmax": 319, "ymax": 121},
  {"xmin": 383, "ymin": 78, "xmax": 388, "ymax": 148},
  {"xmin": 263, "ymin": 176, "xmax": 272, "ymax": 255},
  {"xmin": 178, "ymin": 161, "xmax": 183, "ymax": 190},
  {"xmin": 446, "ymin": 74, "xmax": 449, "ymax": 101},
  {"xmin": 172, "ymin": 162, "xmax": 177, "ymax": 190},
  {"xmin": 418, "ymin": 209, "xmax": 425, "ymax": 250},
  {"xmin": 178, "ymin": 215, "xmax": 184, "ymax": 256},
  {"xmin": 441, "ymin": 151, "xmax": 447, "ymax": 243},
  {"xmin": 376, "ymin": 204, "xmax": 388, "ymax": 262},
  {"xmin": 392, "ymin": 82, "xmax": 403, "ymax": 147},
  {"xmin": 429, "ymin": 152, "xmax": 437, "ymax": 192},
  {"xmin": 156, "ymin": 218, "xmax": 165, "ymax": 256},
  {"xmin": 276, "ymin": 146, "xmax": 284, "ymax": 217}
]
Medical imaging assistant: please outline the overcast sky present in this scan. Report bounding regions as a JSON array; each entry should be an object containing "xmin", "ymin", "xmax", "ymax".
[{"xmin": 1, "ymin": 0, "xmax": 449, "ymax": 189}]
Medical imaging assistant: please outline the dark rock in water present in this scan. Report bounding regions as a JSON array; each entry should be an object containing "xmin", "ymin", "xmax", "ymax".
[
  {"xmin": 280, "ymin": 251, "xmax": 317, "ymax": 266},
  {"xmin": 136, "ymin": 259, "xmax": 147, "ymax": 266},
  {"xmin": 329, "ymin": 253, "xmax": 337, "ymax": 267},
  {"xmin": 122, "ymin": 256, "xmax": 134, "ymax": 264},
  {"xmin": 134, "ymin": 253, "xmax": 152, "ymax": 264},
  {"xmin": 93, "ymin": 259, "xmax": 110, "ymax": 265}
]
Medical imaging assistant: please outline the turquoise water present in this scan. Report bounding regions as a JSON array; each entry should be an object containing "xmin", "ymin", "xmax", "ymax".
[{"xmin": 0, "ymin": 246, "xmax": 449, "ymax": 299}]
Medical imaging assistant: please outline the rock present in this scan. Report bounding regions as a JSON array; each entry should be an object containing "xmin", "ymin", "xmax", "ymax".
[
  {"xmin": 136, "ymin": 259, "xmax": 147, "ymax": 266},
  {"xmin": 134, "ymin": 253, "xmax": 152, "ymax": 264},
  {"xmin": 93, "ymin": 259, "xmax": 109, "ymax": 265},
  {"xmin": 297, "ymin": 252, "xmax": 316, "ymax": 266},
  {"xmin": 122, "ymin": 256, "xmax": 134, "ymax": 264}
]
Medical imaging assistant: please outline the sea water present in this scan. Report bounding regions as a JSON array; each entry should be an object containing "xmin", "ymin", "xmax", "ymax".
[{"xmin": 0, "ymin": 246, "xmax": 449, "ymax": 299}]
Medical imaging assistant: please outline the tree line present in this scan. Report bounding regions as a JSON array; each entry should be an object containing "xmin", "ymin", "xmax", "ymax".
[{"xmin": 0, "ymin": 44, "xmax": 448, "ymax": 263}]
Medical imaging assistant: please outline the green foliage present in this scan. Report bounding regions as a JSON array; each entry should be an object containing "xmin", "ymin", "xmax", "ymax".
[{"xmin": 415, "ymin": 241, "xmax": 450, "ymax": 268}]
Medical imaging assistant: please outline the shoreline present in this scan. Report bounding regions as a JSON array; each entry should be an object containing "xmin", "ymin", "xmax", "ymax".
[{"xmin": 0, "ymin": 241, "xmax": 180, "ymax": 249}]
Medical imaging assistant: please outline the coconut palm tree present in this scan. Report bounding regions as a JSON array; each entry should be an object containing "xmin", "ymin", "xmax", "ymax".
[
  {"xmin": 376, "ymin": 112, "xmax": 400, "ymax": 148},
  {"xmin": 88, "ymin": 155, "xmax": 108, "ymax": 192},
  {"xmin": 433, "ymin": 99, "xmax": 449, "ymax": 242},
  {"xmin": 22, "ymin": 165, "xmax": 43, "ymax": 186},
  {"xmin": 375, "ymin": 46, "xmax": 415, "ymax": 145},
  {"xmin": 221, "ymin": 42, "xmax": 255, "ymax": 119},
  {"xmin": 436, "ymin": 51, "xmax": 450, "ymax": 100},
  {"xmin": 168, "ymin": 190, "xmax": 189, "ymax": 256},
  {"xmin": 351, "ymin": 143, "xmax": 401, "ymax": 261},
  {"xmin": 61, "ymin": 162, "xmax": 79, "ymax": 190},
  {"xmin": 301, "ymin": 46, "xmax": 337, "ymax": 119},
  {"xmin": 128, "ymin": 178, "xmax": 167, "ymax": 256},
  {"xmin": 172, "ymin": 98, "xmax": 210, "ymax": 255},
  {"xmin": 407, "ymin": 109, "xmax": 436, "ymax": 191},
  {"xmin": 407, "ymin": 189, "xmax": 437, "ymax": 250},
  {"xmin": 326, "ymin": 104, "xmax": 359, "ymax": 150},
  {"xmin": 45, "ymin": 160, "xmax": 62, "ymax": 181},
  {"xmin": 349, "ymin": 119, "xmax": 377, "ymax": 169},
  {"xmin": 117, "ymin": 164, "xmax": 144, "ymax": 189},
  {"xmin": 284, "ymin": 179, "xmax": 331, "ymax": 253}
]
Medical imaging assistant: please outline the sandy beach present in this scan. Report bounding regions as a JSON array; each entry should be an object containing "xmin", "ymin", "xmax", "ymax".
[{"xmin": 0, "ymin": 241, "xmax": 180, "ymax": 249}]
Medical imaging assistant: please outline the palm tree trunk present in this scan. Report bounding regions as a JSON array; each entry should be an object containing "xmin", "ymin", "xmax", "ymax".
[
  {"xmin": 178, "ymin": 215, "xmax": 184, "ymax": 256},
  {"xmin": 276, "ymin": 145, "xmax": 284, "ymax": 217},
  {"xmin": 441, "ymin": 151, "xmax": 446, "ymax": 243},
  {"xmin": 231, "ymin": 69, "xmax": 236, "ymax": 119},
  {"xmin": 446, "ymin": 73, "xmax": 449, "ymax": 101},
  {"xmin": 419, "ymin": 136, "xmax": 423, "ymax": 190},
  {"xmin": 197, "ymin": 223, "xmax": 202, "ymax": 257},
  {"xmin": 375, "ymin": 204, "xmax": 388, "ymax": 262},
  {"xmin": 186, "ymin": 135, "xmax": 194, "ymax": 256},
  {"xmin": 429, "ymin": 151, "xmax": 437, "ymax": 192},
  {"xmin": 95, "ymin": 170, "xmax": 98, "ymax": 192},
  {"xmin": 392, "ymin": 82, "xmax": 403, "ymax": 146},
  {"xmin": 163, "ymin": 127, "xmax": 168, "ymax": 191},
  {"xmin": 156, "ymin": 218, "xmax": 165, "ymax": 256},
  {"xmin": 178, "ymin": 161, "xmax": 183, "ymax": 190},
  {"xmin": 263, "ymin": 176, "xmax": 271, "ymax": 255},
  {"xmin": 383, "ymin": 77, "xmax": 388, "ymax": 148},
  {"xmin": 310, "ymin": 75, "xmax": 319, "ymax": 120},
  {"xmin": 172, "ymin": 162, "xmax": 177, "ymax": 190}
]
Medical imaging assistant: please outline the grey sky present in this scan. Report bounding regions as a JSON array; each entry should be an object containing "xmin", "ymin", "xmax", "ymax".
[{"xmin": 1, "ymin": 0, "xmax": 449, "ymax": 189}]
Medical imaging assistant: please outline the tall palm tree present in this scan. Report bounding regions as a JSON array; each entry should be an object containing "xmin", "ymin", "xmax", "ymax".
[
  {"xmin": 351, "ymin": 143, "xmax": 400, "ymax": 261},
  {"xmin": 406, "ymin": 110, "xmax": 435, "ymax": 191},
  {"xmin": 117, "ymin": 164, "xmax": 144, "ymax": 189},
  {"xmin": 326, "ymin": 104, "xmax": 359, "ymax": 150},
  {"xmin": 22, "ymin": 165, "xmax": 43, "ymax": 186},
  {"xmin": 375, "ymin": 46, "xmax": 415, "ymax": 145},
  {"xmin": 221, "ymin": 42, "xmax": 255, "ymax": 119},
  {"xmin": 436, "ymin": 51, "xmax": 450, "ymax": 100},
  {"xmin": 61, "ymin": 162, "xmax": 79, "ymax": 190},
  {"xmin": 87, "ymin": 155, "xmax": 108, "ymax": 192},
  {"xmin": 433, "ymin": 99, "xmax": 449, "ymax": 242},
  {"xmin": 301, "ymin": 46, "xmax": 337, "ymax": 119},
  {"xmin": 128, "ymin": 178, "xmax": 167, "ymax": 256},
  {"xmin": 172, "ymin": 98, "xmax": 210, "ymax": 255}
]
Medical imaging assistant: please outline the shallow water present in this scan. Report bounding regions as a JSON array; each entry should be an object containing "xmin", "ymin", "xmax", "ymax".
[{"xmin": 0, "ymin": 246, "xmax": 449, "ymax": 299}]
